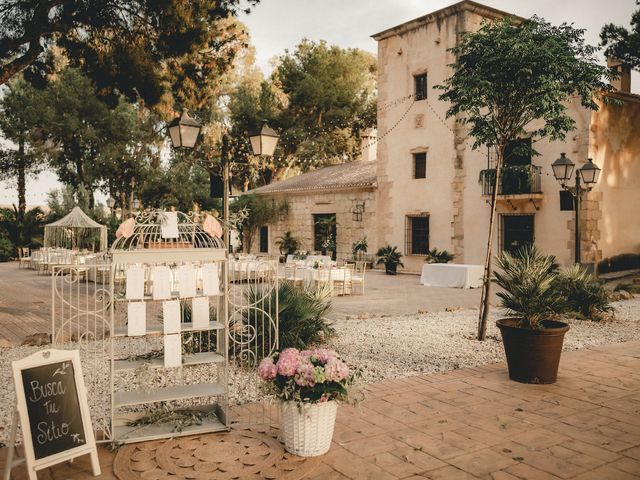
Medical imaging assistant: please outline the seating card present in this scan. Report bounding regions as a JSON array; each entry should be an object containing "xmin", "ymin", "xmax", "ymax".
[
  {"xmin": 125, "ymin": 266, "xmax": 145, "ymax": 300},
  {"xmin": 163, "ymin": 300, "xmax": 181, "ymax": 334},
  {"xmin": 202, "ymin": 263, "xmax": 220, "ymax": 296},
  {"xmin": 163, "ymin": 334, "xmax": 182, "ymax": 368},
  {"xmin": 127, "ymin": 302, "xmax": 146, "ymax": 336},
  {"xmin": 176, "ymin": 265, "xmax": 197, "ymax": 298},
  {"xmin": 152, "ymin": 266, "xmax": 172, "ymax": 300},
  {"xmin": 161, "ymin": 211, "xmax": 179, "ymax": 239},
  {"xmin": 191, "ymin": 297, "xmax": 210, "ymax": 329}
]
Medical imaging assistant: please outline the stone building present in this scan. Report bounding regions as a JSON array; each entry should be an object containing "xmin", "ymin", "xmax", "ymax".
[
  {"xmin": 245, "ymin": 129, "xmax": 377, "ymax": 260},
  {"xmin": 246, "ymin": 0, "xmax": 640, "ymax": 273},
  {"xmin": 372, "ymin": 0, "xmax": 640, "ymax": 272}
]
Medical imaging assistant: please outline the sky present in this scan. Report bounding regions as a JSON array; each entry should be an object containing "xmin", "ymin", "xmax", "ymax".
[{"xmin": 1, "ymin": 0, "xmax": 637, "ymax": 207}]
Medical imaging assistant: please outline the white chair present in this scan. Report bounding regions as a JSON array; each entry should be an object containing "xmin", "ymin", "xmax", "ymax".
[
  {"xmin": 352, "ymin": 261, "xmax": 366, "ymax": 295},
  {"xmin": 18, "ymin": 247, "xmax": 31, "ymax": 269}
]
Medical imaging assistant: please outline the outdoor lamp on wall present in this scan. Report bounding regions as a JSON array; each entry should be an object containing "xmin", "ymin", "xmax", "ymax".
[
  {"xmin": 132, "ymin": 199, "xmax": 141, "ymax": 210},
  {"xmin": 249, "ymin": 123, "xmax": 280, "ymax": 156},
  {"xmin": 167, "ymin": 111, "xmax": 202, "ymax": 149},
  {"xmin": 551, "ymin": 153, "xmax": 601, "ymax": 265}
]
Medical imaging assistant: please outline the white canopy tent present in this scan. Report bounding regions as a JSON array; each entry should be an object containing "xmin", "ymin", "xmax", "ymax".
[{"xmin": 44, "ymin": 206, "xmax": 108, "ymax": 251}]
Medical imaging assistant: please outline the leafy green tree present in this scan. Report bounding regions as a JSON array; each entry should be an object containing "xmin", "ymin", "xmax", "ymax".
[
  {"xmin": 436, "ymin": 16, "xmax": 613, "ymax": 340},
  {"xmin": 0, "ymin": 205, "xmax": 46, "ymax": 252},
  {"xmin": 230, "ymin": 194, "xmax": 286, "ymax": 252},
  {"xmin": 0, "ymin": 0, "xmax": 257, "ymax": 105},
  {"xmin": 601, "ymin": 1, "xmax": 640, "ymax": 71},
  {"xmin": 37, "ymin": 68, "xmax": 155, "ymax": 210},
  {"xmin": 228, "ymin": 40, "xmax": 377, "ymax": 188},
  {"xmin": 0, "ymin": 77, "xmax": 51, "ymax": 214}
]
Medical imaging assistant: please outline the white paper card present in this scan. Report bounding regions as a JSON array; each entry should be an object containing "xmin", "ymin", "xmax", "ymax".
[
  {"xmin": 161, "ymin": 211, "xmax": 179, "ymax": 239},
  {"xmin": 152, "ymin": 266, "xmax": 172, "ymax": 300},
  {"xmin": 176, "ymin": 265, "xmax": 197, "ymax": 298},
  {"xmin": 163, "ymin": 300, "xmax": 181, "ymax": 334},
  {"xmin": 192, "ymin": 297, "xmax": 210, "ymax": 329},
  {"xmin": 202, "ymin": 263, "xmax": 220, "ymax": 296},
  {"xmin": 164, "ymin": 334, "xmax": 182, "ymax": 368},
  {"xmin": 127, "ymin": 302, "xmax": 146, "ymax": 336},
  {"xmin": 125, "ymin": 266, "xmax": 145, "ymax": 300}
]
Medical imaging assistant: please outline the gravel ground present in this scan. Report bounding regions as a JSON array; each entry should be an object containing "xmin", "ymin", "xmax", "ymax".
[
  {"xmin": 328, "ymin": 299, "xmax": 640, "ymax": 383},
  {"xmin": 1, "ymin": 299, "xmax": 638, "ymax": 445}
]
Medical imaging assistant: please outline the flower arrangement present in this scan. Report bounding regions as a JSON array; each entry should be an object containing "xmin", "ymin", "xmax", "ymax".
[
  {"xmin": 351, "ymin": 237, "xmax": 368, "ymax": 255},
  {"xmin": 321, "ymin": 237, "xmax": 336, "ymax": 252},
  {"xmin": 258, "ymin": 348, "xmax": 353, "ymax": 403}
]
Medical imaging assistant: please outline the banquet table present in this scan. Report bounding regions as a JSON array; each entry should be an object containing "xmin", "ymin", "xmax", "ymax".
[
  {"xmin": 285, "ymin": 254, "xmax": 332, "ymax": 266},
  {"xmin": 420, "ymin": 263, "xmax": 484, "ymax": 289}
]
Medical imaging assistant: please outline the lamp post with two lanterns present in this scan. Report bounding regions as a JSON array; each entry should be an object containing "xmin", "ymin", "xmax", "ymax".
[
  {"xmin": 551, "ymin": 153, "xmax": 602, "ymax": 264},
  {"xmin": 167, "ymin": 111, "xmax": 279, "ymax": 250}
]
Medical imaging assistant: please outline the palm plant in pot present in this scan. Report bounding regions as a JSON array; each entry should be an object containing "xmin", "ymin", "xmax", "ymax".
[
  {"xmin": 376, "ymin": 245, "xmax": 404, "ymax": 275},
  {"xmin": 258, "ymin": 348, "xmax": 354, "ymax": 456},
  {"xmin": 494, "ymin": 245, "xmax": 568, "ymax": 384}
]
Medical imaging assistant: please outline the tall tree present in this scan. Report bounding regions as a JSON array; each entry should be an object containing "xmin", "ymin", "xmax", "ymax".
[
  {"xmin": 0, "ymin": 77, "xmax": 51, "ymax": 213},
  {"xmin": 38, "ymin": 68, "xmax": 156, "ymax": 210},
  {"xmin": 0, "ymin": 0, "xmax": 258, "ymax": 104},
  {"xmin": 228, "ymin": 39, "xmax": 377, "ymax": 188},
  {"xmin": 601, "ymin": 1, "xmax": 640, "ymax": 71},
  {"xmin": 436, "ymin": 16, "xmax": 613, "ymax": 340}
]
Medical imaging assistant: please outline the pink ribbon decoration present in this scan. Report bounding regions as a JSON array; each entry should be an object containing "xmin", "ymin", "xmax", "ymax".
[
  {"xmin": 115, "ymin": 218, "xmax": 135, "ymax": 239},
  {"xmin": 203, "ymin": 214, "xmax": 223, "ymax": 238}
]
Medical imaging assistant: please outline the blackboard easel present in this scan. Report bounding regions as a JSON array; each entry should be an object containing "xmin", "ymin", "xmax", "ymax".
[{"xmin": 3, "ymin": 349, "xmax": 100, "ymax": 480}]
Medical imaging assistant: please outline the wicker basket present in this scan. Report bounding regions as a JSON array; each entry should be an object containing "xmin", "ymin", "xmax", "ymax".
[{"xmin": 280, "ymin": 400, "xmax": 337, "ymax": 456}]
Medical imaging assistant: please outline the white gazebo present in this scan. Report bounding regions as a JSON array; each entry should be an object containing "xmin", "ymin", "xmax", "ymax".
[{"xmin": 44, "ymin": 206, "xmax": 108, "ymax": 251}]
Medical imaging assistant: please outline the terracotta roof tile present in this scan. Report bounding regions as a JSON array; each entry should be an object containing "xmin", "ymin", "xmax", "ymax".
[{"xmin": 246, "ymin": 161, "xmax": 377, "ymax": 195}]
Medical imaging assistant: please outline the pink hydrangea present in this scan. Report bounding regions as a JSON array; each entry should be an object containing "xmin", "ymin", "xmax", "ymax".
[
  {"xmin": 276, "ymin": 348, "xmax": 300, "ymax": 377},
  {"xmin": 311, "ymin": 348, "xmax": 335, "ymax": 364},
  {"xmin": 324, "ymin": 358, "xmax": 349, "ymax": 382},
  {"xmin": 258, "ymin": 357, "xmax": 278, "ymax": 380},
  {"xmin": 295, "ymin": 362, "xmax": 316, "ymax": 387}
]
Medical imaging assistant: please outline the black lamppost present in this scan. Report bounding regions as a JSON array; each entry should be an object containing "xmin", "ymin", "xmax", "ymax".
[
  {"xmin": 168, "ymin": 113, "xmax": 280, "ymax": 251},
  {"xmin": 551, "ymin": 153, "xmax": 601, "ymax": 264}
]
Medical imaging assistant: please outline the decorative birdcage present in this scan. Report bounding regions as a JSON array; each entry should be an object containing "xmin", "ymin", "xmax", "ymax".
[{"xmin": 110, "ymin": 210, "xmax": 225, "ymax": 251}]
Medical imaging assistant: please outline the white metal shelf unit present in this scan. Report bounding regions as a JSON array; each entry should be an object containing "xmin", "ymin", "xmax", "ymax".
[{"xmin": 109, "ymin": 211, "xmax": 230, "ymax": 444}]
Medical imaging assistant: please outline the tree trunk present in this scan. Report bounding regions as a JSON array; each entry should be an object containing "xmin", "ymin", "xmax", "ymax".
[
  {"xmin": 477, "ymin": 148, "xmax": 504, "ymax": 341},
  {"xmin": 17, "ymin": 140, "xmax": 26, "ymax": 215}
]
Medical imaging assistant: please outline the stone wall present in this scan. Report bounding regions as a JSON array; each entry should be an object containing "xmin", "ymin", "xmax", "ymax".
[{"xmin": 248, "ymin": 188, "xmax": 377, "ymax": 261}]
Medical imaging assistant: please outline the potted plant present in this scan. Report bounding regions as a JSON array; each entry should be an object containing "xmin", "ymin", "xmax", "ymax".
[
  {"xmin": 493, "ymin": 245, "xmax": 568, "ymax": 384},
  {"xmin": 376, "ymin": 245, "xmax": 404, "ymax": 275},
  {"xmin": 352, "ymin": 237, "xmax": 368, "ymax": 261},
  {"xmin": 276, "ymin": 231, "xmax": 300, "ymax": 263},
  {"xmin": 258, "ymin": 348, "xmax": 353, "ymax": 456},
  {"xmin": 424, "ymin": 248, "xmax": 455, "ymax": 264}
]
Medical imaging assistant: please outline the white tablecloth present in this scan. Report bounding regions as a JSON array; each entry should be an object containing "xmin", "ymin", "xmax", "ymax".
[
  {"xmin": 286, "ymin": 254, "xmax": 332, "ymax": 266},
  {"xmin": 420, "ymin": 264, "xmax": 484, "ymax": 289}
]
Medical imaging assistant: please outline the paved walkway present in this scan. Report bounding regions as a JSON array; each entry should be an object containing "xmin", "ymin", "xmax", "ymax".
[
  {"xmin": 2, "ymin": 341, "xmax": 639, "ymax": 479},
  {"xmin": 0, "ymin": 262, "xmax": 488, "ymax": 344}
]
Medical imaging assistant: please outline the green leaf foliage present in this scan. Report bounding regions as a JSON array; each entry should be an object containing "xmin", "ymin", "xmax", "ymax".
[
  {"xmin": 600, "ymin": 2, "xmax": 640, "ymax": 71},
  {"xmin": 436, "ymin": 16, "xmax": 613, "ymax": 153},
  {"xmin": 552, "ymin": 265, "xmax": 612, "ymax": 320},
  {"xmin": 493, "ymin": 245, "xmax": 562, "ymax": 329}
]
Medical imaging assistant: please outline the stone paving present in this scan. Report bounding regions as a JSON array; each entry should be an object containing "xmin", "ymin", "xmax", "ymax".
[
  {"xmin": 0, "ymin": 262, "xmax": 487, "ymax": 344},
  {"xmin": 2, "ymin": 340, "xmax": 639, "ymax": 479}
]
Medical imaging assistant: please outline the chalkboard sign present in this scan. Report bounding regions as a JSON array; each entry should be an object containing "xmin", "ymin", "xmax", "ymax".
[
  {"xmin": 21, "ymin": 360, "xmax": 86, "ymax": 459},
  {"xmin": 5, "ymin": 349, "xmax": 100, "ymax": 480}
]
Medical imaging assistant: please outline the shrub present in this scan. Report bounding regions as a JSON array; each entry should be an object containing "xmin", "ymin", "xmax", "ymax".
[
  {"xmin": 247, "ymin": 282, "xmax": 335, "ymax": 353},
  {"xmin": 552, "ymin": 265, "xmax": 612, "ymax": 320},
  {"xmin": 598, "ymin": 253, "xmax": 640, "ymax": 274},
  {"xmin": 424, "ymin": 248, "xmax": 455, "ymax": 264},
  {"xmin": 0, "ymin": 236, "xmax": 13, "ymax": 262},
  {"xmin": 493, "ymin": 245, "xmax": 562, "ymax": 329},
  {"xmin": 276, "ymin": 231, "xmax": 300, "ymax": 256}
]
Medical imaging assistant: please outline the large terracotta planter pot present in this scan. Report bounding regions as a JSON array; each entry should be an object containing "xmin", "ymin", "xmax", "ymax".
[
  {"xmin": 280, "ymin": 401, "xmax": 337, "ymax": 457},
  {"xmin": 496, "ymin": 318, "xmax": 570, "ymax": 384}
]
